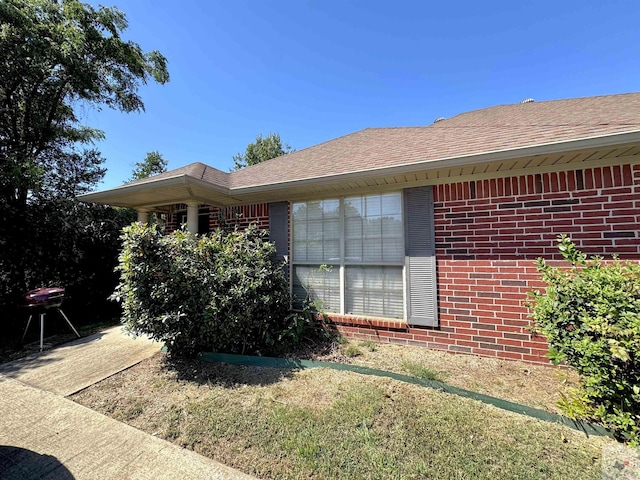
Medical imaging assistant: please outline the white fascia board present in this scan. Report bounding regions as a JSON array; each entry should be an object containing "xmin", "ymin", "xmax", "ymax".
[{"xmin": 77, "ymin": 174, "xmax": 230, "ymax": 204}]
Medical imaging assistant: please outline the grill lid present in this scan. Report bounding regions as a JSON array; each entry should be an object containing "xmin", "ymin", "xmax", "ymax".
[{"xmin": 23, "ymin": 287, "xmax": 65, "ymax": 308}]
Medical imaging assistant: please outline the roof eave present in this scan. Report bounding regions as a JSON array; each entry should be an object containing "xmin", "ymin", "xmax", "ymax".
[
  {"xmin": 78, "ymin": 174, "xmax": 231, "ymax": 207},
  {"xmin": 78, "ymin": 129, "xmax": 640, "ymax": 208},
  {"xmin": 231, "ymin": 130, "xmax": 640, "ymax": 195}
]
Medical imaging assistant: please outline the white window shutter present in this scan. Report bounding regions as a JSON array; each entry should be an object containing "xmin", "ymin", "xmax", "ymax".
[{"xmin": 404, "ymin": 186, "xmax": 438, "ymax": 326}]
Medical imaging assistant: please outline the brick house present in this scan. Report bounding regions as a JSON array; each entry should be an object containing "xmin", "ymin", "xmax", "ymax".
[{"xmin": 80, "ymin": 93, "xmax": 640, "ymax": 364}]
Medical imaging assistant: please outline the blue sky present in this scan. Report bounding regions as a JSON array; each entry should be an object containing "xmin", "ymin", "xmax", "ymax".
[{"xmin": 86, "ymin": 0, "xmax": 640, "ymax": 189}]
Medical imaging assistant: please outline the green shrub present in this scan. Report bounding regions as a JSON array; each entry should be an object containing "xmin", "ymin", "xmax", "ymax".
[
  {"xmin": 113, "ymin": 222, "xmax": 302, "ymax": 356},
  {"xmin": 528, "ymin": 235, "xmax": 640, "ymax": 444},
  {"xmin": 1, "ymin": 199, "xmax": 136, "ymax": 334}
]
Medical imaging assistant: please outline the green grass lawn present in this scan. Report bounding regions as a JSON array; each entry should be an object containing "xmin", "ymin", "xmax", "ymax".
[{"xmin": 73, "ymin": 355, "xmax": 613, "ymax": 480}]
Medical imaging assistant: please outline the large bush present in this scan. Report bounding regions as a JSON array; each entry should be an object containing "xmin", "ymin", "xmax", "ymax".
[
  {"xmin": 0, "ymin": 198, "xmax": 136, "ymax": 334},
  {"xmin": 528, "ymin": 235, "xmax": 640, "ymax": 444},
  {"xmin": 113, "ymin": 222, "xmax": 306, "ymax": 356}
]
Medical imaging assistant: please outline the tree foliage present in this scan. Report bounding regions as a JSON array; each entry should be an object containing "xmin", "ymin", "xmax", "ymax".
[
  {"xmin": 129, "ymin": 150, "xmax": 168, "ymax": 181},
  {"xmin": 0, "ymin": 0, "xmax": 168, "ymax": 330},
  {"xmin": 0, "ymin": 0, "xmax": 169, "ymax": 210},
  {"xmin": 528, "ymin": 235, "xmax": 640, "ymax": 444},
  {"xmin": 232, "ymin": 132, "xmax": 293, "ymax": 170}
]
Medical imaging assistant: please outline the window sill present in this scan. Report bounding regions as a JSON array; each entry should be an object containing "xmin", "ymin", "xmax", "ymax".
[{"xmin": 324, "ymin": 313, "xmax": 407, "ymax": 331}]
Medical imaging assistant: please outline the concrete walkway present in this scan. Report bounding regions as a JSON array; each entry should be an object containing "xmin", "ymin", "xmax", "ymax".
[
  {"xmin": 0, "ymin": 326, "xmax": 160, "ymax": 396},
  {"xmin": 0, "ymin": 327, "xmax": 255, "ymax": 480}
]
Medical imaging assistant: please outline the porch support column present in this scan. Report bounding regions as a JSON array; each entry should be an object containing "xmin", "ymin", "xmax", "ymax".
[
  {"xmin": 137, "ymin": 209, "xmax": 149, "ymax": 223},
  {"xmin": 186, "ymin": 202, "xmax": 199, "ymax": 234}
]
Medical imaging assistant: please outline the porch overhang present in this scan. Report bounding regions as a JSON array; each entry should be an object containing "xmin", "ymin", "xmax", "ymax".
[{"xmin": 79, "ymin": 174, "xmax": 235, "ymax": 211}]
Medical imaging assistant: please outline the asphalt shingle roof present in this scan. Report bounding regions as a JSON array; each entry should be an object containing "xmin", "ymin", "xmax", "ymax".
[
  {"xmin": 125, "ymin": 162, "xmax": 230, "ymax": 188},
  {"xmin": 127, "ymin": 93, "xmax": 640, "ymax": 191}
]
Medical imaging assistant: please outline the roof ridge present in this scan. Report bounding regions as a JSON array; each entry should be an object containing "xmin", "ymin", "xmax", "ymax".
[{"xmin": 444, "ymin": 91, "xmax": 640, "ymax": 121}]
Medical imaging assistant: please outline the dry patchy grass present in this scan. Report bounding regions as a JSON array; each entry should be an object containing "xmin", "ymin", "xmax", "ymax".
[
  {"xmin": 73, "ymin": 351, "xmax": 611, "ymax": 480},
  {"xmin": 318, "ymin": 340, "xmax": 578, "ymax": 413}
]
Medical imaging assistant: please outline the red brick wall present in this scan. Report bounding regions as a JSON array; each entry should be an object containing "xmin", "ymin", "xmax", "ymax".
[
  {"xmin": 159, "ymin": 164, "xmax": 640, "ymax": 365},
  {"xmin": 434, "ymin": 164, "xmax": 640, "ymax": 260},
  {"xmin": 211, "ymin": 204, "xmax": 270, "ymax": 231},
  {"xmin": 164, "ymin": 203, "xmax": 270, "ymax": 233},
  {"xmin": 329, "ymin": 163, "xmax": 640, "ymax": 364}
]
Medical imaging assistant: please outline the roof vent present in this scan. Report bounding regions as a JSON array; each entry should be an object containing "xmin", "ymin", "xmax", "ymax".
[
  {"xmin": 520, "ymin": 98, "xmax": 535, "ymax": 104},
  {"xmin": 433, "ymin": 117, "xmax": 446, "ymax": 123}
]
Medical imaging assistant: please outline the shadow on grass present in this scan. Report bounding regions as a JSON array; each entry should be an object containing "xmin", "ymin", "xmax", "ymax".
[
  {"xmin": 161, "ymin": 354, "xmax": 296, "ymax": 388},
  {"xmin": 161, "ymin": 319, "xmax": 342, "ymax": 388}
]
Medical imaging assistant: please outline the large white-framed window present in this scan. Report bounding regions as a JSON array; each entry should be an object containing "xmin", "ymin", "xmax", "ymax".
[{"xmin": 291, "ymin": 193, "xmax": 404, "ymax": 319}]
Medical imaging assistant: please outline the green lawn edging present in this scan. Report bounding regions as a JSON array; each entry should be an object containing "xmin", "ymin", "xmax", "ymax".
[{"xmin": 196, "ymin": 351, "xmax": 613, "ymax": 438}]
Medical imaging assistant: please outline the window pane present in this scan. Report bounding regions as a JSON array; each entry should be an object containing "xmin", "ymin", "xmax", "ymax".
[
  {"xmin": 345, "ymin": 216, "xmax": 362, "ymax": 238},
  {"xmin": 345, "ymin": 197, "xmax": 363, "ymax": 217},
  {"xmin": 345, "ymin": 239, "xmax": 362, "ymax": 263},
  {"xmin": 293, "ymin": 201, "xmax": 343, "ymax": 263},
  {"xmin": 292, "ymin": 203, "xmax": 308, "ymax": 222},
  {"xmin": 364, "ymin": 217, "xmax": 381, "ymax": 237},
  {"xmin": 346, "ymin": 266, "xmax": 403, "ymax": 319},
  {"xmin": 322, "ymin": 199, "xmax": 340, "ymax": 218},
  {"xmin": 306, "ymin": 201, "xmax": 324, "ymax": 220},
  {"xmin": 380, "ymin": 193, "xmax": 402, "ymax": 215},
  {"xmin": 324, "ymin": 240, "xmax": 340, "ymax": 262},
  {"xmin": 306, "ymin": 241, "xmax": 324, "ymax": 262},
  {"xmin": 293, "ymin": 265, "xmax": 340, "ymax": 313},
  {"xmin": 365, "ymin": 196, "xmax": 381, "ymax": 217},
  {"xmin": 345, "ymin": 193, "xmax": 402, "ymax": 264},
  {"xmin": 382, "ymin": 238, "xmax": 404, "ymax": 262},
  {"xmin": 363, "ymin": 239, "xmax": 382, "ymax": 262},
  {"xmin": 307, "ymin": 220, "xmax": 323, "ymax": 240},
  {"xmin": 382, "ymin": 215, "xmax": 402, "ymax": 235},
  {"xmin": 324, "ymin": 218, "xmax": 340, "ymax": 240},
  {"xmin": 294, "ymin": 223, "xmax": 308, "ymax": 241},
  {"xmin": 293, "ymin": 241, "xmax": 307, "ymax": 262}
]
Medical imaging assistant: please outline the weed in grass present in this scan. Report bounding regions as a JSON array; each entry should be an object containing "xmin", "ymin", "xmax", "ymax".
[
  {"xmin": 400, "ymin": 359, "xmax": 445, "ymax": 382},
  {"xmin": 163, "ymin": 405, "xmax": 184, "ymax": 440},
  {"xmin": 357, "ymin": 340, "xmax": 377, "ymax": 352},
  {"xmin": 342, "ymin": 343, "xmax": 363, "ymax": 358},
  {"xmin": 151, "ymin": 379, "xmax": 167, "ymax": 390},
  {"xmin": 119, "ymin": 398, "xmax": 148, "ymax": 421}
]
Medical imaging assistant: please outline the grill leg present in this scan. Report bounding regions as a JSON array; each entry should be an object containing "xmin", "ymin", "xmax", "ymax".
[
  {"xmin": 22, "ymin": 315, "xmax": 33, "ymax": 343},
  {"xmin": 58, "ymin": 309, "xmax": 80, "ymax": 338},
  {"xmin": 39, "ymin": 313, "xmax": 45, "ymax": 352}
]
